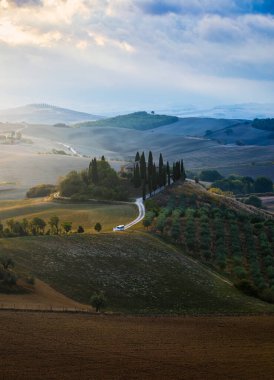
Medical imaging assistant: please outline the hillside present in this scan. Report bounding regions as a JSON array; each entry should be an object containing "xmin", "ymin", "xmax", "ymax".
[
  {"xmin": 1, "ymin": 233, "xmax": 273, "ymax": 314},
  {"xmin": 0, "ymin": 198, "xmax": 137, "ymax": 232},
  {"xmin": 0, "ymin": 104, "xmax": 101, "ymax": 125},
  {"xmin": 145, "ymin": 181, "xmax": 274, "ymax": 303},
  {"xmin": 75, "ymin": 111, "xmax": 179, "ymax": 130}
]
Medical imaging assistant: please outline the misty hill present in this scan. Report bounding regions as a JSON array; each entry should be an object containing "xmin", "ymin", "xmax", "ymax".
[
  {"xmin": 76, "ymin": 111, "xmax": 179, "ymax": 130},
  {"xmin": 173, "ymin": 103, "xmax": 274, "ymax": 120},
  {"xmin": 0, "ymin": 104, "xmax": 101, "ymax": 125}
]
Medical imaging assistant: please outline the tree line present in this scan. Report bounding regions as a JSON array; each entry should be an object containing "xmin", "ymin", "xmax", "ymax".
[
  {"xmin": 59, "ymin": 156, "xmax": 129, "ymax": 201},
  {"xmin": 132, "ymin": 151, "xmax": 186, "ymax": 200},
  {"xmin": 0, "ymin": 216, "xmax": 102, "ymax": 238}
]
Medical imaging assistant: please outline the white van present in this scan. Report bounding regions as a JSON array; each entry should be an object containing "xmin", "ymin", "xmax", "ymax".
[{"xmin": 113, "ymin": 225, "xmax": 125, "ymax": 231}]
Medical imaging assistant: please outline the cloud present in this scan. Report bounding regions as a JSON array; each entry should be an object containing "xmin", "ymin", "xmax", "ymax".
[{"xmin": 0, "ymin": 0, "xmax": 274, "ymax": 109}]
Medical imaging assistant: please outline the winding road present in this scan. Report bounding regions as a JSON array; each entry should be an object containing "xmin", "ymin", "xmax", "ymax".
[{"xmin": 124, "ymin": 197, "xmax": 146, "ymax": 230}]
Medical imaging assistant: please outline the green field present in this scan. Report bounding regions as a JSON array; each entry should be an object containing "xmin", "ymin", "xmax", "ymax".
[
  {"xmin": 1, "ymin": 233, "xmax": 274, "ymax": 314},
  {"xmin": 0, "ymin": 199, "xmax": 137, "ymax": 232}
]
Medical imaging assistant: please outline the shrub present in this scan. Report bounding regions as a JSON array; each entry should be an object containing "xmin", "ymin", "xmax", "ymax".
[
  {"xmin": 244, "ymin": 195, "xmax": 262, "ymax": 208},
  {"xmin": 90, "ymin": 292, "xmax": 107, "ymax": 312},
  {"xmin": 199, "ymin": 170, "xmax": 223, "ymax": 182},
  {"xmin": 26, "ymin": 184, "xmax": 56, "ymax": 198},
  {"xmin": 235, "ymin": 279, "xmax": 258, "ymax": 297},
  {"xmin": 233, "ymin": 266, "xmax": 247, "ymax": 279}
]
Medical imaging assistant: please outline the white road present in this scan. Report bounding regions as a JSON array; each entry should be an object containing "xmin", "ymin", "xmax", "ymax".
[
  {"xmin": 120, "ymin": 183, "xmax": 173, "ymax": 231},
  {"xmin": 124, "ymin": 197, "xmax": 146, "ymax": 230}
]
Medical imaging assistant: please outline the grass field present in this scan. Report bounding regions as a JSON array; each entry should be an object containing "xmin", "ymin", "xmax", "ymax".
[
  {"xmin": 1, "ymin": 233, "xmax": 274, "ymax": 314},
  {"xmin": 0, "ymin": 312, "xmax": 274, "ymax": 380},
  {"xmin": 0, "ymin": 199, "xmax": 137, "ymax": 232}
]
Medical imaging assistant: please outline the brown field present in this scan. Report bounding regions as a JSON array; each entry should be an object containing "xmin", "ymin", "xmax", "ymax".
[
  {"xmin": 0, "ymin": 312, "xmax": 273, "ymax": 380},
  {"xmin": 0, "ymin": 279, "xmax": 91, "ymax": 312}
]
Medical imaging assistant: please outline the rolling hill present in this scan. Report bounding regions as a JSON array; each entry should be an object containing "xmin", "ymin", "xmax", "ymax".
[
  {"xmin": 75, "ymin": 111, "xmax": 179, "ymax": 130},
  {"xmin": 1, "ymin": 233, "xmax": 274, "ymax": 314},
  {"xmin": 0, "ymin": 104, "xmax": 102, "ymax": 125}
]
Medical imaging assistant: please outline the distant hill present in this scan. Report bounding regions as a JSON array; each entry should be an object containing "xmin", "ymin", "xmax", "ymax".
[
  {"xmin": 170, "ymin": 103, "xmax": 274, "ymax": 120},
  {"xmin": 75, "ymin": 111, "xmax": 179, "ymax": 130},
  {"xmin": 0, "ymin": 104, "xmax": 102, "ymax": 125}
]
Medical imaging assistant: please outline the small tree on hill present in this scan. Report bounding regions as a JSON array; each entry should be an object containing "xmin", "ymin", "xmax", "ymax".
[
  {"xmin": 90, "ymin": 292, "xmax": 107, "ymax": 312},
  {"xmin": 0, "ymin": 256, "xmax": 14, "ymax": 270},
  {"xmin": 49, "ymin": 215, "xmax": 60, "ymax": 235},
  {"xmin": 77, "ymin": 225, "xmax": 85, "ymax": 233},
  {"xmin": 62, "ymin": 221, "xmax": 72, "ymax": 234},
  {"xmin": 94, "ymin": 222, "xmax": 102, "ymax": 233}
]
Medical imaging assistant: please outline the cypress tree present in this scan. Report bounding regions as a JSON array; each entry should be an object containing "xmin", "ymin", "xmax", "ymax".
[
  {"xmin": 166, "ymin": 162, "xmax": 171, "ymax": 186},
  {"xmin": 148, "ymin": 151, "xmax": 153, "ymax": 178},
  {"xmin": 140, "ymin": 152, "xmax": 146, "ymax": 180},
  {"xmin": 89, "ymin": 158, "xmax": 99, "ymax": 184},
  {"xmin": 176, "ymin": 161, "xmax": 181, "ymax": 181},
  {"xmin": 163, "ymin": 166, "xmax": 167, "ymax": 186},
  {"xmin": 167, "ymin": 161, "xmax": 171, "ymax": 186},
  {"xmin": 142, "ymin": 181, "xmax": 146, "ymax": 201},
  {"xmin": 148, "ymin": 177, "xmax": 152, "ymax": 196},
  {"xmin": 159, "ymin": 153, "xmax": 164, "ymax": 187},
  {"xmin": 134, "ymin": 163, "xmax": 141, "ymax": 188},
  {"xmin": 181, "ymin": 159, "xmax": 186, "ymax": 181},
  {"xmin": 135, "ymin": 151, "xmax": 140, "ymax": 162},
  {"xmin": 152, "ymin": 163, "xmax": 157, "ymax": 192}
]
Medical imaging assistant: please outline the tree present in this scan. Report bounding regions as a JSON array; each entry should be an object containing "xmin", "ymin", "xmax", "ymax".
[
  {"xmin": 101, "ymin": 155, "xmax": 105, "ymax": 161},
  {"xmin": 6, "ymin": 219, "xmax": 15, "ymax": 233},
  {"xmin": 152, "ymin": 163, "xmax": 157, "ymax": 192},
  {"xmin": 148, "ymin": 151, "xmax": 153, "ymax": 180},
  {"xmin": 133, "ymin": 163, "xmax": 141, "ymax": 188},
  {"xmin": 30, "ymin": 217, "xmax": 46, "ymax": 235},
  {"xmin": 135, "ymin": 151, "xmax": 140, "ymax": 162},
  {"xmin": 62, "ymin": 221, "xmax": 72, "ymax": 234},
  {"xmin": 89, "ymin": 158, "xmax": 99, "ymax": 184},
  {"xmin": 171, "ymin": 217, "xmax": 180, "ymax": 241},
  {"xmin": 244, "ymin": 195, "xmax": 262, "ymax": 208},
  {"xmin": 140, "ymin": 152, "xmax": 146, "ymax": 180},
  {"xmin": 94, "ymin": 222, "xmax": 102, "ymax": 233},
  {"xmin": 142, "ymin": 181, "xmax": 146, "ymax": 201},
  {"xmin": 0, "ymin": 256, "xmax": 14, "ymax": 270},
  {"xmin": 49, "ymin": 215, "xmax": 60, "ymax": 235},
  {"xmin": 158, "ymin": 153, "xmax": 164, "ymax": 186},
  {"xmin": 90, "ymin": 292, "xmax": 107, "ymax": 312},
  {"xmin": 167, "ymin": 162, "xmax": 171, "ymax": 186},
  {"xmin": 254, "ymin": 177, "xmax": 273, "ymax": 193},
  {"xmin": 199, "ymin": 170, "xmax": 223, "ymax": 182},
  {"xmin": 181, "ymin": 159, "xmax": 186, "ymax": 181},
  {"xmin": 77, "ymin": 225, "xmax": 85, "ymax": 233}
]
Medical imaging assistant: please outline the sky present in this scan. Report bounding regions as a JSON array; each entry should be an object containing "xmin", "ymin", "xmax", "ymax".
[{"xmin": 0, "ymin": 0, "xmax": 274, "ymax": 114}]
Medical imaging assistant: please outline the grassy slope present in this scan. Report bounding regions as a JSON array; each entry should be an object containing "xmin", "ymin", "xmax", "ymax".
[
  {"xmin": 75, "ymin": 112, "xmax": 179, "ymax": 130},
  {"xmin": 0, "ymin": 199, "xmax": 137, "ymax": 232},
  {"xmin": 1, "ymin": 233, "xmax": 273, "ymax": 314}
]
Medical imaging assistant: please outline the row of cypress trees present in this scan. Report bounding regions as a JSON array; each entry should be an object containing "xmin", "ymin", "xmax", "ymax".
[{"xmin": 132, "ymin": 151, "xmax": 186, "ymax": 199}]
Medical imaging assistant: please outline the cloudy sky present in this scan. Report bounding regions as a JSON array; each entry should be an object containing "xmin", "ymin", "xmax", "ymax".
[{"xmin": 0, "ymin": 0, "xmax": 274, "ymax": 113}]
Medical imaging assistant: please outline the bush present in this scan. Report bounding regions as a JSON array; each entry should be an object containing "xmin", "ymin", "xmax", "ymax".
[
  {"xmin": 260, "ymin": 288, "xmax": 274, "ymax": 303},
  {"xmin": 244, "ymin": 195, "xmax": 262, "ymax": 208},
  {"xmin": 254, "ymin": 177, "xmax": 273, "ymax": 193},
  {"xmin": 90, "ymin": 292, "xmax": 107, "ymax": 312},
  {"xmin": 235, "ymin": 280, "xmax": 258, "ymax": 297},
  {"xmin": 233, "ymin": 266, "xmax": 247, "ymax": 279},
  {"xmin": 199, "ymin": 170, "xmax": 223, "ymax": 182},
  {"xmin": 26, "ymin": 184, "xmax": 56, "ymax": 198}
]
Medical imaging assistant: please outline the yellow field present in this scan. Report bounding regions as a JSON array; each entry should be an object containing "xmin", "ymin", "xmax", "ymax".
[{"xmin": 0, "ymin": 198, "xmax": 137, "ymax": 232}]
